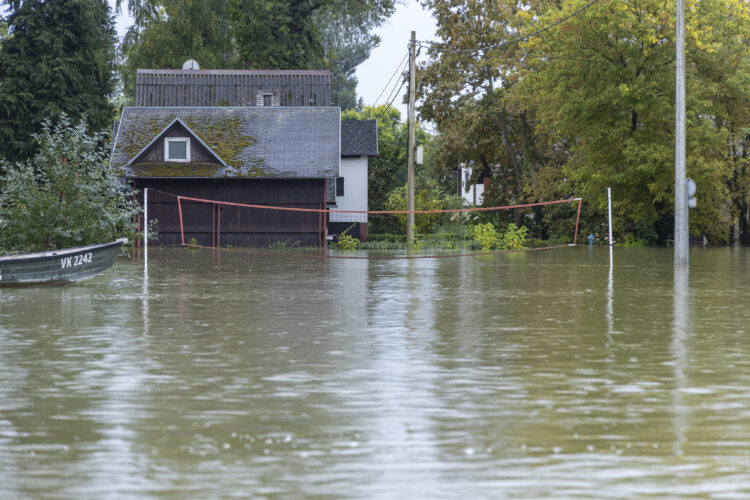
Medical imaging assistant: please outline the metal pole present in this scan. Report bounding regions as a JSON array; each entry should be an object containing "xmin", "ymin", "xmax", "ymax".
[
  {"xmin": 406, "ymin": 31, "xmax": 416, "ymax": 246},
  {"xmin": 324, "ymin": 178, "xmax": 328, "ymax": 249},
  {"xmin": 674, "ymin": 0, "xmax": 688, "ymax": 266},
  {"xmin": 573, "ymin": 198, "xmax": 583, "ymax": 245},
  {"xmin": 607, "ymin": 187, "xmax": 613, "ymax": 246},
  {"xmin": 143, "ymin": 188, "xmax": 148, "ymax": 263},
  {"xmin": 178, "ymin": 196, "xmax": 185, "ymax": 246}
]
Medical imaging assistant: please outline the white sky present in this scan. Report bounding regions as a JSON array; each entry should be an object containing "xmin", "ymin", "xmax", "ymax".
[
  {"xmin": 110, "ymin": 0, "xmax": 438, "ymax": 117},
  {"xmin": 354, "ymin": 0, "xmax": 437, "ymax": 117}
]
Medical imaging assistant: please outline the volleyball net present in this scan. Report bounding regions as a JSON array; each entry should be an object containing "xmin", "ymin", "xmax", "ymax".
[{"xmin": 141, "ymin": 189, "xmax": 583, "ymax": 258}]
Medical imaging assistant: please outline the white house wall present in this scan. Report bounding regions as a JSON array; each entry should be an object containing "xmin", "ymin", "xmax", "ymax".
[
  {"xmin": 331, "ymin": 156, "xmax": 368, "ymax": 223},
  {"xmin": 459, "ymin": 165, "xmax": 485, "ymax": 206}
]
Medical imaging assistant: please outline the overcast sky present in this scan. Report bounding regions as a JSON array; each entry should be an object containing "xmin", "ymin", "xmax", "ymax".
[
  {"xmin": 110, "ymin": 0, "xmax": 438, "ymax": 117},
  {"xmin": 354, "ymin": 1, "xmax": 437, "ymax": 117}
]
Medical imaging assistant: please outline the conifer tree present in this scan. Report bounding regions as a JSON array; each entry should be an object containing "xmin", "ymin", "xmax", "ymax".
[{"xmin": 0, "ymin": 0, "xmax": 117, "ymax": 162}]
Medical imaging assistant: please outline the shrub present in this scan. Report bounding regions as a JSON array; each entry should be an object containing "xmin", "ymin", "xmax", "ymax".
[
  {"xmin": 0, "ymin": 114, "xmax": 145, "ymax": 253},
  {"xmin": 470, "ymin": 222, "xmax": 498, "ymax": 251},
  {"xmin": 333, "ymin": 233, "xmax": 358, "ymax": 250},
  {"xmin": 499, "ymin": 223, "xmax": 529, "ymax": 250}
]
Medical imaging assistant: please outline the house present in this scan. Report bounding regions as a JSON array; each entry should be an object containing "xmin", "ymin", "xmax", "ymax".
[
  {"xmin": 456, "ymin": 162, "xmax": 490, "ymax": 206},
  {"xmin": 330, "ymin": 120, "xmax": 378, "ymax": 242},
  {"xmin": 111, "ymin": 68, "xmax": 377, "ymax": 247}
]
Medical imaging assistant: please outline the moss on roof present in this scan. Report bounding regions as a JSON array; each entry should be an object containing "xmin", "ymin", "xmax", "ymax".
[{"xmin": 112, "ymin": 107, "xmax": 339, "ymax": 179}]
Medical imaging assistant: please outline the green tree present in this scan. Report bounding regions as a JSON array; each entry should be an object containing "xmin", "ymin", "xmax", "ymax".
[
  {"xmin": 0, "ymin": 19, "xmax": 8, "ymax": 45},
  {"xmin": 516, "ymin": 0, "xmax": 750, "ymax": 244},
  {"xmin": 231, "ymin": 0, "xmax": 326, "ymax": 70},
  {"xmin": 0, "ymin": 115, "xmax": 143, "ymax": 253},
  {"xmin": 318, "ymin": 0, "xmax": 396, "ymax": 110},
  {"xmin": 418, "ymin": 0, "xmax": 562, "ymax": 229},
  {"xmin": 0, "ymin": 0, "xmax": 117, "ymax": 162},
  {"xmin": 119, "ymin": 0, "xmax": 236, "ymax": 97},
  {"xmin": 420, "ymin": 0, "xmax": 750, "ymax": 245}
]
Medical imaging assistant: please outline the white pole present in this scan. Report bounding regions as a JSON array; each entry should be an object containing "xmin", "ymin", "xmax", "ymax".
[
  {"xmin": 607, "ymin": 187, "xmax": 613, "ymax": 246},
  {"xmin": 143, "ymin": 188, "xmax": 148, "ymax": 263}
]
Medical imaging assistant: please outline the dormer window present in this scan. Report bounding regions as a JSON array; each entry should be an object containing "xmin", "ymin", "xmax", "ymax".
[
  {"xmin": 165, "ymin": 137, "xmax": 190, "ymax": 162},
  {"xmin": 256, "ymin": 91, "xmax": 278, "ymax": 107}
]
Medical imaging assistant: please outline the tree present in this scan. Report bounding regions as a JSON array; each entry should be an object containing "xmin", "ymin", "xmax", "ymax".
[
  {"xmin": 0, "ymin": 115, "xmax": 143, "ymax": 253},
  {"xmin": 418, "ymin": 0, "xmax": 561, "ymax": 228},
  {"xmin": 0, "ymin": 0, "xmax": 117, "ymax": 162},
  {"xmin": 317, "ymin": 0, "xmax": 396, "ymax": 110},
  {"xmin": 119, "ymin": 0, "xmax": 236, "ymax": 97},
  {"xmin": 231, "ymin": 0, "xmax": 326, "ymax": 70},
  {"xmin": 515, "ymin": 0, "xmax": 750, "ymax": 244},
  {"xmin": 420, "ymin": 0, "xmax": 750, "ymax": 244},
  {"xmin": 0, "ymin": 19, "xmax": 8, "ymax": 45}
]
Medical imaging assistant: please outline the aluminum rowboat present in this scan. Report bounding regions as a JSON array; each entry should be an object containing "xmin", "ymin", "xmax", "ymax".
[{"xmin": 0, "ymin": 238, "xmax": 128, "ymax": 285}]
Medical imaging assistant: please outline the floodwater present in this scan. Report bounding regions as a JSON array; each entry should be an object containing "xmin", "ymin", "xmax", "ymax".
[{"xmin": 1, "ymin": 246, "xmax": 749, "ymax": 499}]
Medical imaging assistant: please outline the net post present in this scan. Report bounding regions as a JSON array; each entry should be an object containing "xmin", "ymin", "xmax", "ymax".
[
  {"xmin": 573, "ymin": 197, "xmax": 583, "ymax": 245},
  {"xmin": 607, "ymin": 187, "xmax": 613, "ymax": 245},
  {"xmin": 218, "ymin": 204, "xmax": 221, "ymax": 248},
  {"xmin": 324, "ymin": 178, "xmax": 328, "ymax": 249},
  {"xmin": 144, "ymin": 188, "xmax": 148, "ymax": 262},
  {"xmin": 143, "ymin": 188, "xmax": 148, "ymax": 249},
  {"xmin": 178, "ymin": 196, "xmax": 185, "ymax": 246}
]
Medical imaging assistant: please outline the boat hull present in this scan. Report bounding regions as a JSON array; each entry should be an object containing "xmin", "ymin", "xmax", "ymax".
[{"xmin": 0, "ymin": 239, "xmax": 128, "ymax": 285}]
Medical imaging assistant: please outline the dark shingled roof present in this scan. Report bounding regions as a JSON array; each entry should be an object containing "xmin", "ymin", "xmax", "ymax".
[
  {"xmin": 111, "ymin": 107, "xmax": 340, "ymax": 179},
  {"xmin": 341, "ymin": 120, "xmax": 378, "ymax": 157}
]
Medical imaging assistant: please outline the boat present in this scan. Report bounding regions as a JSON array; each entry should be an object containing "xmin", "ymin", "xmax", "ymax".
[{"xmin": 0, "ymin": 238, "xmax": 128, "ymax": 285}]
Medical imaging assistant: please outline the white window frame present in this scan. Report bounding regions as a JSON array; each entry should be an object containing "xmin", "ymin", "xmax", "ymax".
[{"xmin": 165, "ymin": 137, "xmax": 190, "ymax": 162}]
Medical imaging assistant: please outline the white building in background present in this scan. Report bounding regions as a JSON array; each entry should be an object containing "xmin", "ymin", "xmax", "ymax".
[
  {"xmin": 329, "ymin": 120, "xmax": 378, "ymax": 241},
  {"xmin": 457, "ymin": 163, "xmax": 487, "ymax": 206}
]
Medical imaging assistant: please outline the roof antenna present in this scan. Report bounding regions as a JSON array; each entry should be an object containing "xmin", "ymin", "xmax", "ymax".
[{"xmin": 182, "ymin": 59, "xmax": 200, "ymax": 70}]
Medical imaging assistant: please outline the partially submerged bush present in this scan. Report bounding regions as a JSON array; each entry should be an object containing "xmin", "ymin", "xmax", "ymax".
[
  {"xmin": 470, "ymin": 222, "xmax": 498, "ymax": 251},
  {"xmin": 469, "ymin": 222, "xmax": 529, "ymax": 251},
  {"xmin": 499, "ymin": 223, "xmax": 529, "ymax": 250},
  {"xmin": 333, "ymin": 233, "xmax": 359, "ymax": 250},
  {"xmin": 0, "ymin": 115, "xmax": 145, "ymax": 253}
]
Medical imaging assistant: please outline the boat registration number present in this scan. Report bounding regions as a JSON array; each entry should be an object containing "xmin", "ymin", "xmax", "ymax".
[{"xmin": 61, "ymin": 252, "xmax": 93, "ymax": 269}]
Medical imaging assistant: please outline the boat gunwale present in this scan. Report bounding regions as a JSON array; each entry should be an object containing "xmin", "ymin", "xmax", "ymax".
[{"xmin": 0, "ymin": 238, "xmax": 129, "ymax": 264}]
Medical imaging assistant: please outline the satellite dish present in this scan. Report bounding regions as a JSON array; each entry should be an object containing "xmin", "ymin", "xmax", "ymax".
[
  {"xmin": 686, "ymin": 178, "xmax": 696, "ymax": 197},
  {"xmin": 182, "ymin": 59, "xmax": 200, "ymax": 70}
]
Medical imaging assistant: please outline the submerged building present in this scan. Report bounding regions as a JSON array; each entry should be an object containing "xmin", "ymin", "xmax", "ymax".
[{"xmin": 111, "ymin": 68, "xmax": 377, "ymax": 247}]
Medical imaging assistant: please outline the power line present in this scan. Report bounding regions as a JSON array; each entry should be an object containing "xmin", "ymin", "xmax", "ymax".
[
  {"xmin": 375, "ymin": 56, "xmax": 409, "ymax": 112},
  {"xmin": 372, "ymin": 51, "xmax": 410, "ymax": 108},
  {"xmin": 374, "ymin": 77, "xmax": 407, "ymax": 124},
  {"xmin": 340, "ymin": 52, "xmax": 408, "ymax": 155},
  {"xmin": 416, "ymin": 0, "xmax": 603, "ymax": 54}
]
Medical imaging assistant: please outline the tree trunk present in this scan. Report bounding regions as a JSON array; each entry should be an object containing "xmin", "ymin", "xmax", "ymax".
[{"xmin": 496, "ymin": 110, "xmax": 524, "ymax": 225}]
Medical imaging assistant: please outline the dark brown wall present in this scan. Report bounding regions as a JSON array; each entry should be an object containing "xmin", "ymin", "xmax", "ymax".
[
  {"xmin": 136, "ymin": 178, "xmax": 327, "ymax": 248},
  {"xmin": 136, "ymin": 70, "xmax": 331, "ymax": 107},
  {"xmin": 133, "ymin": 122, "xmax": 220, "ymax": 164}
]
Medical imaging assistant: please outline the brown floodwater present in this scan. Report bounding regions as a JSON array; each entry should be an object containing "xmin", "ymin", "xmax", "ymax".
[{"xmin": 0, "ymin": 246, "xmax": 749, "ymax": 499}]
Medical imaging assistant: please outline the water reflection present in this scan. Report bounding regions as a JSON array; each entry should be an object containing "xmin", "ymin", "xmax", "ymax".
[
  {"xmin": 143, "ymin": 253, "xmax": 149, "ymax": 337},
  {"xmin": 1, "ymin": 248, "xmax": 750, "ymax": 498},
  {"xmin": 671, "ymin": 264, "xmax": 690, "ymax": 457}
]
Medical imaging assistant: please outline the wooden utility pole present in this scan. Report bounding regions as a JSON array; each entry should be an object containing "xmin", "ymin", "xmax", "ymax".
[
  {"xmin": 674, "ymin": 0, "xmax": 688, "ymax": 266},
  {"xmin": 407, "ymin": 31, "xmax": 416, "ymax": 246}
]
